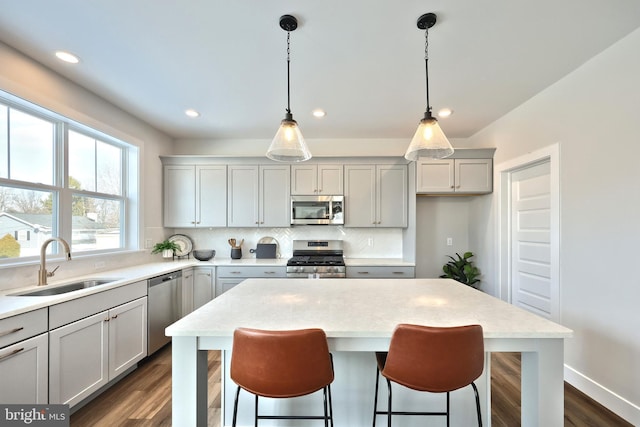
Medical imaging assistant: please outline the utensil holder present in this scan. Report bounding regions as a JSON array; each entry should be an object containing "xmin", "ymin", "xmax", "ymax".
[{"xmin": 231, "ymin": 248, "xmax": 242, "ymax": 259}]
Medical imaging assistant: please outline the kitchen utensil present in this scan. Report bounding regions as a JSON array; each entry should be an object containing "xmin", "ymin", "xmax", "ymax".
[
  {"xmin": 228, "ymin": 238, "xmax": 236, "ymax": 247},
  {"xmin": 193, "ymin": 249, "xmax": 215, "ymax": 261},
  {"xmin": 250, "ymin": 243, "xmax": 277, "ymax": 259}
]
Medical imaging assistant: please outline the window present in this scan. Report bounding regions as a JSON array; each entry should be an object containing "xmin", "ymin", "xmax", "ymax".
[{"xmin": 0, "ymin": 95, "xmax": 138, "ymax": 262}]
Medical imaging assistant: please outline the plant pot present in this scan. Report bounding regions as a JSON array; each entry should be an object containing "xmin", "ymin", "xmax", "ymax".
[{"xmin": 162, "ymin": 249, "xmax": 173, "ymax": 259}]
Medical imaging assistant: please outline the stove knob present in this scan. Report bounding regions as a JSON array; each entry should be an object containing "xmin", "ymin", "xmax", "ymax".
[{"xmin": 313, "ymin": 267, "xmax": 318, "ymax": 273}]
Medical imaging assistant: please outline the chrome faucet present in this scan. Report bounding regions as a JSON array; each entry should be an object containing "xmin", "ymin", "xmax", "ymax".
[{"xmin": 38, "ymin": 237, "xmax": 72, "ymax": 286}]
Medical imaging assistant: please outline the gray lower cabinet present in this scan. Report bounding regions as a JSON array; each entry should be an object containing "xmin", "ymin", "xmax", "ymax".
[
  {"xmin": 216, "ymin": 266, "xmax": 286, "ymax": 296},
  {"xmin": 49, "ymin": 287, "xmax": 147, "ymax": 408},
  {"xmin": 346, "ymin": 266, "xmax": 415, "ymax": 278},
  {"xmin": 0, "ymin": 308, "xmax": 49, "ymax": 404},
  {"xmin": 193, "ymin": 267, "xmax": 214, "ymax": 310}
]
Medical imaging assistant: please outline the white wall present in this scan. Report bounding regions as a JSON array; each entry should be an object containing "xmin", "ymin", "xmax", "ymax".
[
  {"xmin": 466, "ymin": 29, "xmax": 640, "ymax": 424},
  {"xmin": 0, "ymin": 42, "xmax": 174, "ymax": 290}
]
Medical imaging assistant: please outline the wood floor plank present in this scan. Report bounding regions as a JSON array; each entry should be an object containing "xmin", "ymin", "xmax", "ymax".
[{"xmin": 71, "ymin": 345, "xmax": 632, "ymax": 427}]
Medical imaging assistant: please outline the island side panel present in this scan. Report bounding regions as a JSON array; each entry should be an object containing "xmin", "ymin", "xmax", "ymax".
[{"xmin": 172, "ymin": 336, "xmax": 208, "ymax": 426}]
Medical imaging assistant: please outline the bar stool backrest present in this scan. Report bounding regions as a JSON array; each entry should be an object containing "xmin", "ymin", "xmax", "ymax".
[
  {"xmin": 231, "ymin": 327, "xmax": 334, "ymax": 398},
  {"xmin": 382, "ymin": 323, "xmax": 484, "ymax": 393}
]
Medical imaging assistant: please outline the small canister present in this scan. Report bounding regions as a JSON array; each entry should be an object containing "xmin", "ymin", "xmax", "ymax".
[{"xmin": 231, "ymin": 248, "xmax": 242, "ymax": 259}]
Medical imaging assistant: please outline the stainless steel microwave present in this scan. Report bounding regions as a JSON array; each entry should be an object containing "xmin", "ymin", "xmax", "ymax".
[{"xmin": 291, "ymin": 195, "xmax": 344, "ymax": 225}]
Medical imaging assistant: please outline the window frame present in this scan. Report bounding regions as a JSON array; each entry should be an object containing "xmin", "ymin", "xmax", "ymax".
[{"xmin": 0, "ymin": 92, "xmax": 139, "ymax": 264}]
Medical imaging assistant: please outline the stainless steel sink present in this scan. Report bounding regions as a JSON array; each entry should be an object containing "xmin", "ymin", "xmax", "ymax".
[{"xmin": 13, "ymin": 278, "xmax": 120, "ymax": 296}]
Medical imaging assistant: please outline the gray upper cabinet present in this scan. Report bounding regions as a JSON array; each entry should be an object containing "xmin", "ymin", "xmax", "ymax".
[
  {"xmin": 164, "ymin": 165, "xmax": 227, "ymax": 227},
  {"xmin": 416, "ymin": 158, "xmax": 493, "ymax": 194},
  {"xmin": 291, "ymin": 164, "xmax": 343, "ymax": 195},
  {"xmin": 227, "ymin": 165, "xmax": 290, "ymax": 227},
  {"xmin": 344, "ymin": 164, "xmax": 407, "ymax": 228}
]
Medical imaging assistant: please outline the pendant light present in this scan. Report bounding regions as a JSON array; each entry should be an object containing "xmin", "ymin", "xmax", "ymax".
[
  {"xmin": 404, "ymin": 13, "xmax": 454, "ymax": 161},
  {"xmin": 266, "ymin": 15, "xmax": 312, "ymax": 162}
]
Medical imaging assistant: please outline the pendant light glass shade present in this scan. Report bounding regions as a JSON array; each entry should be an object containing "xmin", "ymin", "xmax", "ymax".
[
  {"xmin": 404, "ymin": 112, "xmax": 454, "ymax": 161},
  {"xmin": 266, "ymin": 114, "xmax": 311, "ymax": 162}
]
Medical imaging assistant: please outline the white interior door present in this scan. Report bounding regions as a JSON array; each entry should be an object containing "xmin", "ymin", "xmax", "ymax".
[{"xmin": 510, "ymin": 160, "xmax": 554, "ymax": 318}]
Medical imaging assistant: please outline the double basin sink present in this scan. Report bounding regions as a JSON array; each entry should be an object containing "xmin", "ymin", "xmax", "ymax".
[{"xmin": 12, "ymin": 278, "xmax": 121, "ymax": 297}]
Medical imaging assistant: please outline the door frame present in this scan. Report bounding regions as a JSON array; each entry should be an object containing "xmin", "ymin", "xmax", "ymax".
[{"xmin": 496, "ymin": 143, "xmax": 561, "ymax": 321}]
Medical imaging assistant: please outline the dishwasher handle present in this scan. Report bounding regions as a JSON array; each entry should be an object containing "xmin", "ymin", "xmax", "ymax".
[{"xmin": 148, "ymin": 270, "xmax": 182, "ymax": 287}]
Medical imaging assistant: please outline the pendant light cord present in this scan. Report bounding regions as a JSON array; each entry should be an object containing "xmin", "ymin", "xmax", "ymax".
[
  {"xmin": 424, "ymin": 27, "xmax": 431, "ymax": 115},
  {"xmin": 286, "ymin": 31, "xmax": 292, "ymax": 115}
]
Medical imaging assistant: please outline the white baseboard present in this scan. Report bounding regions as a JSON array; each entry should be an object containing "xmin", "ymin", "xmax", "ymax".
[{"xmin": 565, "ymin": 364, "xmax": 639, "ymax": 426}]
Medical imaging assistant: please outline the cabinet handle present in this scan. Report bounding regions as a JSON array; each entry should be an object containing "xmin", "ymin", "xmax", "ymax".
[
  {"xmin": 357, "ymin": 271, "xmax": 370, "ymax": 275},
  {"xmin": 392, "ymin": 272, "xmax": 405, "ymax": 275},
  {"xmin": 230, "ymin": 271, "xmax": 241, "ymax": 274},
  {"xmin": 264, "ymin": 271, "xmax": 276, "ymax": 274},
  {"xmin": 450, "ymin": 185, "xmax": 455, "ymax": 189},
  {"xmin": 104, "ymin": 318, "xmax": 110, "ymax": 322},
  {"xmin": 191, "ymin": 221, "xmax": 196, "ymax": 224},
  {"xmin": 111, "ymin": 315, "xmax": 118, "ymax": 320},
  {"xmin": 196, "ymin": 221, "xmax": 201, "ymax": 224},
  {"xmin": 0, "ymin": 347, "xmax": 24, "ymax": 361},
  {"xmin": 0, "ymin": 327, "xmax": 23, "ymax": 338},
  {"xmin": 456, "ymin": 185, "xmax": 461, "ymax": 189}
]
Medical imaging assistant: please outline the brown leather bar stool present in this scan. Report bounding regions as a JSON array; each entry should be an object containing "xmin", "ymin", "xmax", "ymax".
[
  {"xmin": 372, "ymin": 324, "xmax": 484, "ymax": 427},
  {"xmin": 231, "ymin": 327, "xmax": 335, "ymax": 427}
]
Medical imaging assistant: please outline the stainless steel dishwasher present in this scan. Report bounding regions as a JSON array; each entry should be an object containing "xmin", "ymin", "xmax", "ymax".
[{"xmin": 147, "ymin": 271, "xmax": 182, "ymax": 355}]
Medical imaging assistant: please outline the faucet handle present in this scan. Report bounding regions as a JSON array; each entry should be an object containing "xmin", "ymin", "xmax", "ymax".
[{"xmin": 47, "ymin": 265, "xmax": 60, "ymax": 277}]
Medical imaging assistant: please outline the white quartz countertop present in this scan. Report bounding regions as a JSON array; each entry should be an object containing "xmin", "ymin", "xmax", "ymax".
[
  {"xmin": 0, "ymin": 258, "xmax": 414, "ymax": 320},
  {"xmin": 166, "ymin": 278, "xmax": 573, "ymax": 342}
]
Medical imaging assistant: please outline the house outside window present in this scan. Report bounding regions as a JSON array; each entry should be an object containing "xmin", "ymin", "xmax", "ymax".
[{"xmin": 0, "ymin": 95, "xmax": 138, "ymax": 261}]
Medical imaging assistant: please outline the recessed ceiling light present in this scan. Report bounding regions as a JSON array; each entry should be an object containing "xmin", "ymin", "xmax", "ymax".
[
  {"xmin": 55, "ymin": 51, "xmax": 80, "ymax": 64},
  {"xmin": 185, "ymin": 109, "xmax": 200, "ymax": 118},
  {"xmin": 437, "ymin": 108, "xmax": 453, "ymax": 118},
  {"xmin": 312, "ymin": 109, "xmax": 326, "ymax": 118}
]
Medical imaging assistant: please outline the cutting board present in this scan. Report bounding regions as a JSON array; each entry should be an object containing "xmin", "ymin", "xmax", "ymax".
[{"xmin": 254, "ymin": 243, "xmax": 277, "ymax": 259}]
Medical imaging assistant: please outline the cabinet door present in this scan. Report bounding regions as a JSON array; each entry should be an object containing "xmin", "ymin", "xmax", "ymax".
[
  {"xmin": 193, "ymin": 267, "xmax": 214, "ymax": 310},
  {"xmin": 291, "ymin": 164, "xmax": 317, "ymax": 195},
  {"xmin": 416, "ymin": 159, "xmax": 455, "ymax": 193},
  {"xmin": 164, "ymin": 165, "xmax": 196, "ymax": 227},
  {"xmin": 377, "ymin": 165, "xmax": 407, "ymax": 227},
  {"xmin": 108, "ymin": 297, "xmax": 147, "ymax": 379},
  {"xmin": 50, "ymin": 311, "xmax": 109, "ymax": 407},
  {"xmin": 227, "ymin": 165, "xmax": 259, "ymax": 226},
  {"xmin": 0, "ymin": 332, "xmax": 48, "ymax": 404},
  {"xmin": 215, "ymin": 278, "xmax": 244, "ymax": 296},
  {"xmin": 317, "ymin": 164, "xmax": 343, "ymax": 194},
  {"xmin": 344, "ymin": 165, "xmax": 376, "ymax": 227},
  {"xmin": 197, "ymin": 165, "xmax": 227, "ymax": 227},
  {"xmin": 455, "ymin": 158, "xmax": 492, "ymax": 193},
  {"xmin": 182, "ymin": 268, "xmax": 194, "ymax": 316},
  {"xmin": 260, "ymin": 165, "xmax": 290, "ymax": 227}
]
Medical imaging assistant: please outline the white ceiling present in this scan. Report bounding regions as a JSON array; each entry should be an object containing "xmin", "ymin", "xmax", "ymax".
[{"xmin": 0, "ymin": 1, "xmax": 639, "ymax": 141}]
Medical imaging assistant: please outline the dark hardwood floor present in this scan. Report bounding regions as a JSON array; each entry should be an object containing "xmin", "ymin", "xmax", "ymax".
[{"xmin": 71, "ymin": 345, "xmax": 632, "ymax": 426}]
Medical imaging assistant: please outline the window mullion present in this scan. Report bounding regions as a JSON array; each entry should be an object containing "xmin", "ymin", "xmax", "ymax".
[{"xmin": 58, "ymin": 122, "xmax": 72, "ymax": 246}]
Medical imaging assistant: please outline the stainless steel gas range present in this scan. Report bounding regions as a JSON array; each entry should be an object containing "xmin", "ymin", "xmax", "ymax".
[{"xmin": 286, "ymin": 240, "xmax": 346, "ymax": 278}]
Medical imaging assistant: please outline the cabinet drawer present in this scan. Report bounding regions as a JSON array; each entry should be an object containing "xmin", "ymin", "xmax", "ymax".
[
  {"xmin": 346, "ymin": 266, "xmax": 415, "ymax": 278},
  {"xmin": 0, "ymin": 308, "xmax": 48, "ymax": 349},
  {"xmin": 216, "ymin": 266, "xmax": 286, "ymax": 278},
  {"xmin": 49, "ymin": 280, "xmax": 147, "ymax": 330}
]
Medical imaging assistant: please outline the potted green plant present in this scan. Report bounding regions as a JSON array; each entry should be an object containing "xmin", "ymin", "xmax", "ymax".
[
  {"xmin": 440, "ymin": 251, "xmax": 481, "ymax": 288},
  {"xmin": 151, "ymin": 240, "xmax": 180, "ymax": 259}
]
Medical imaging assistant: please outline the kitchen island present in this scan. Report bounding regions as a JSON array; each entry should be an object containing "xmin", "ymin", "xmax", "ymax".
[{"xmin": 166, "ymin": 278, "xmax": 572, "ymax": 426}]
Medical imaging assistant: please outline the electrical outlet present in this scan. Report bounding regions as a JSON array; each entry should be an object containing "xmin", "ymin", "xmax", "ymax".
[
  {"xmin": 447, "ymin": 237, "xmax": 453, "ymax": 246},
  {"xmin": 145, "ymin": 238, "xmax": 152, "ymax": 249},
  {"xmin": 368, "ymin": 237, "xmax": 374, "ymax": 247},
  {"xmin": 94, "ymin": 261, "xmax": 106, "ymax": 269}
]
